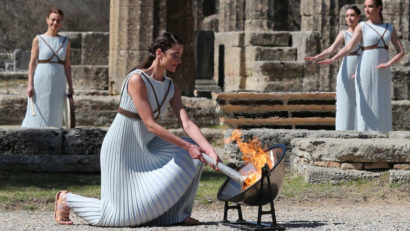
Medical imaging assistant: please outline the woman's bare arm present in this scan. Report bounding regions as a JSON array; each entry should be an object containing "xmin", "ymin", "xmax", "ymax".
[
  {"xmin": 170, "ymin": 85, "xmax": 222, "ymax": 165},
  {"xmin": 304, "ymin": 31, "xmax": 345, "ymax": 61},
  {"xmin": 376, "ymin": 29, "xmax": 405, "ymax": 69},
  {"xmin": 27, "ymin": 37, "xmax": 39, "ymax": 97},
  {"xmin": 318, "ymin": 24, "xmax": 363, "ymax": 64}
]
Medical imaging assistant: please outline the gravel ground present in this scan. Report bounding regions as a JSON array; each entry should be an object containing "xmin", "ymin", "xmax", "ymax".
[{"xmin": 1, "ymin": 202, "xmax": 409, "ymax": 231}]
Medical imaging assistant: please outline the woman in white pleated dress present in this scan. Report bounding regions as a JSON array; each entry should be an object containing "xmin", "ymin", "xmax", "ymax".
[
  {"xmin": 54, "ymin": 32, "xmax": 221, "ymax": 226},
  {"xmin": 21, "ymin": 8, "xmax": 73, "ymax": 128},
  {"xmin": 305, "ymin": 6, "xmax": 362, "ymax": 130},
  {"xmin": 318, "ymin": 0, "xmax": 405, "ymax": 133}
]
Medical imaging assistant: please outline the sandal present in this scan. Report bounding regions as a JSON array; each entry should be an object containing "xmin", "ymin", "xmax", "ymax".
[
  {"xmin": 54, "ymin": 191, "xmax": 73, "ymax": 225},
  {"xmin": 182, "ymin": 217, "xmax": 200, "ymax": 226}
]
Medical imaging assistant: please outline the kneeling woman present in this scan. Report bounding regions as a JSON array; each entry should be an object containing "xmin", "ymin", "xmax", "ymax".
[{"xmin": 54, "ymin": 32, "xmax": 221, "ymax": 226}]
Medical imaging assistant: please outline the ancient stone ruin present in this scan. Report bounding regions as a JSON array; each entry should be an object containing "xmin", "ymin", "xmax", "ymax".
[{"xmin": 0, "ymin": 0, "xmax": 409, "ymax": 183}]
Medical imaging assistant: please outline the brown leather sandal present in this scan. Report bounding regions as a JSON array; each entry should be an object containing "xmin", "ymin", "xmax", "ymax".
[
  {"xmin": 54, "ymin": 191, "xmax": 73, "ymax": 225},
  {"xmin": 182, "ymin": 217, "xmax": 200, "ymax": 226}
]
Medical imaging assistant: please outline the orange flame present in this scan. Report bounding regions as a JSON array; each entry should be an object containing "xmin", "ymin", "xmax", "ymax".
[{"xmin": 226, "ymin": 129, "xmax": 273, "ymax": 190}]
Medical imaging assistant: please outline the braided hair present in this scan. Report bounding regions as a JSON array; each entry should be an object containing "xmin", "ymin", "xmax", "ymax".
[
  {"xmin": 132, "ymin": 32, "xmax": 183, "ymax": 71},
  {"xmin": 374, "ymin": 0, "xmax": 384, "ymax": 22}
]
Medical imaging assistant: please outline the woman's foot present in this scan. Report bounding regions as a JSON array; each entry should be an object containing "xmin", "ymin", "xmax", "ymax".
[
  {"xmin": 54, "ymin": 191, "xmax": 73, "ymax": 225},
  {"xmin": 182, "ymin": 216, "xmax": 200, "ymax": 226}
]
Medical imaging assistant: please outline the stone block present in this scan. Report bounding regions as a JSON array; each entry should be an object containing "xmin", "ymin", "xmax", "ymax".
[
  {"xmin": 295, "ymin": 163, "xmax": 382, "ymax": 183},
  {"xmin": 313, "ymin": 161, "xmax": 341, "ymax": 168},
  {"xmin": 247, "ymin": 47, "xmax": 297, "ymax": 62},
  {"xmin": 63, "ymin": 128, "xmax": 106, "ymax": 155},
  {"xmin": 0, "ymin": 71, "xmax": 28, "ymax": 81},
  {"xmin": 0, "ymin": 128, "xmax": 63, "ymax": 155},
  {"xmin": 291, "ymin": 31, "xmax": 321, "ymax": 61},
  {"xmin": 81, "ymin": 32, "xmax": 109, "ymax": 65},
  {"xmin": 341, "ymin": 163, "xmax": 363, "ymax": 170},
  {"xmin": 364, "ymin": 162, "xmax": 390, "ymax": 170},
  {"xmin": 389, "ymin": 170, "xmax": 410, "ymax": 184},
  {"xmin": 264, "ymin": 78, "xmax": 304, "ymax": 92},
  {"xmin": 392, "ymin": 100, "xmax": 410, "ymax": 131},
  {"xmin": 302, "ymin": 75, "xmax": 320, "ymax": 91},
  {"xmin": 388, "ymin": 131, "xmax": 410, "ymax": 139},
  {"xmin": 59, "ymin": 32, "xmax": 82, "ymax": 49},
  {"xmin": 73, "ymin": 95, "xmax": 118, "ymax": 127},
  {"xmin": 223, "ymin": 75, "xmax": 243, "ymax": 92},
  {"xmin": 391, "ymin": 67, "xmax": 410, "ymax": 100},
  {"xmin": 245, "ymin": 32, "xmax": 291, "ymax": 47},
  {"xmin": 0, "ymin": 96, "xmax": 27, "ymax": 125},
  {"xmin": 0, "ymin": 154, "xmax": 100, "ymax": 173},
  {"xmin": 224, "ymin": 129, "xmax": 386, "ymax": 162},
  {"xmin": 13, "ymin": 49, "xmax": 30, "ymax": 71},
  {"xmin": 291, "ymin": 138, "xmax": 410, "ymax": 163},
  {"xmin": 393, "ymin": 164, "xmax": 410, "ymax": 170},
  {"xmin": 69, "ymin": 48, "xmax": 82, "ymax": 65},
  {"xmin": 72, "ymin": 65, "xmax": 109, "ymax": 90},
  {"xmin": 244, "ymin": 20, "xmax": 272, "ymax": 32},
  {"xmin": 0, "ymin": 52, "xmax": 12, "ymax": 70},
  {"xmin": 215, "ymin": 32, "xmax": 245, "ymax": 47},
  {"xmin": 254, "ymin": 61, "xmax": 304, "ymax": 79}
]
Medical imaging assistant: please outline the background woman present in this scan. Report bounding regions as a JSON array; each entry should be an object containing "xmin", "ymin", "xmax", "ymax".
[
  {"xmin": 305, "ymin": 6, "xmax": 362, "ymax": 130},
  {"xmin": 21, "ymin": 8, "xmax": 73, "ymax": 128},
  {"xmin": 54, "ymin": 32, "xmax": 221, "ymax": 226},
  {"xmin": 318, "ymin": 0, "xmax": 404, "ymax": 133}
]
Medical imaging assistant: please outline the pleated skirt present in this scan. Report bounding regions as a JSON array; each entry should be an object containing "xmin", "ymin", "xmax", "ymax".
[{"xmin": 67, "ymin": 114, "xmax": 203, "ymax": 227}]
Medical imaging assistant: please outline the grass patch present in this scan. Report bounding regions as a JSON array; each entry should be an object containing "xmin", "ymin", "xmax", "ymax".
[{"xmin": 0, "ymin": 169, "xmax": 408, "ymax": 211}]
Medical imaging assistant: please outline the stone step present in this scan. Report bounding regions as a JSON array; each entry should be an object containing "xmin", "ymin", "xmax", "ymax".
[
  {"xmin": 245, "ymin": 32, "xmax": 292, "ymax": 47},
  {"xmin": 0, "ymin": 71, "xmax": 28, "ymax": 80},
  {"xmin": 222, "ymin": 117, "xmax": 335, "ymax": 129},
  {"xmin": 254, "ymin": 61, "xmax": 306, "ymax": 79},
  {"xmin": 247, "ymin": 46, "xmax": 297, "ymax": 61},
  {"xmin": 0, "ymin": 95, "xmax": 218, "ymax": 128},
  {"xmin": 217, "ymin": 92, "xmax": 336, "ymax": 105},
  {"xmin": 291, "ymin": 138, "xmax": 410, "ymax": 163},
  {"xmin": 219, "ymin": 104, "xmax": 335, "ymax": 118}
]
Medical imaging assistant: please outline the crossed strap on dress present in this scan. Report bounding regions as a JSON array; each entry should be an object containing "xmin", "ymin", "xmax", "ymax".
[
  {"xmin": 361, "ymin": 23, "xmax": 389, "ymax": 51},
  {"xmin": 117, "ymin": 72, "xmax": 172, "ymax": 120},
  {"xmin": 37, "ymin": 35, "xmax": 67, "ymax": 65},
  {"xmin": 345, "ymin": 31, "xmax": 362, "ymax": 56}
]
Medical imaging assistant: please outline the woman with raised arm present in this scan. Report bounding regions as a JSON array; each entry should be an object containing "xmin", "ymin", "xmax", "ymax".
[
  {"xmin": 318, "ymin": 0, "xmax": 405, "ymax": 133},
  {"xmin": 305, "ymin": 6, "xmax": 362, "ymax": 130},
  {"xmin": 53, "ymin": 32, "xmax": 221, "ymax": 226},
  {"xmin": 22, "ymin": 8, "xmax": 73, "ymax": 128}
]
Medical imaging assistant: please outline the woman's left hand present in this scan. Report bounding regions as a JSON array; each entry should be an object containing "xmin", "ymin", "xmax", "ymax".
[
  {"xmin": 375, "ymin": 63, "xmax": 390, "ymax": 69},
  {"xmin": 202, "ymin": 147, "xmax": 222, "ymax": 171},
  {"xmin": 67, "ymin": 88, "xmax": 74, "ymax": 97}
]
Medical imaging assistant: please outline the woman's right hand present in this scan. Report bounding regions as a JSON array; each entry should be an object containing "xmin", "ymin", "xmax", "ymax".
[
  {"xmin": 187, "ymin": 144, "xmax": 205, "ymax": 163},
  {"xmin": 27, "ymin": 85, "xmax": 34, "ymax": 98}
]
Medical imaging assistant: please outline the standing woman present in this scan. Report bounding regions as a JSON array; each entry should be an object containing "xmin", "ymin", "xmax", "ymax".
[
  {"xmin": 22, "ymin": 8, "xmax": 73, "ymax": 128},
  {"xmin": 318, "ymin": 0, "xmax": 405, "ymax": 133},
  {"xmin": 53, "ymin": 32, "xmax": 221, "ymax": 226},
  {"xmin": 305, "ymin": 6, "xmax": 362, "ymax": 130}
]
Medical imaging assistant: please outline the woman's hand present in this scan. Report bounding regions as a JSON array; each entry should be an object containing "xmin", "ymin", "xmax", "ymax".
[
  {"xmin": 202, "ymin": 147, "xmax": 222, "ymax": 171},
  {"xmin": 317, "ymin": 59, "xmax": 335, "ymax": 65},
  {"xmin": 27, "ymin": 85, "xmax": 34, "ymax": 98},
  {"xmin": 187, "ymin": 144, "xmax": 205, "ymax": 163},
  {"xmin": 304, "ymin": 56, "xmax": 316, "ymax": 62},
  {"xmin": 67, "ymin": 87, "xmax": 74, "ymax": 97},
  {"xmin": 375, "ymin": 63, "xmax": 391, "ymax": 69}
]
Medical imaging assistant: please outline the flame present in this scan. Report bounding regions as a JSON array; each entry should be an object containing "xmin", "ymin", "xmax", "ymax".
[{"xmin": 227, "ymin": 129, "xmax": 273, "ymax": 190}]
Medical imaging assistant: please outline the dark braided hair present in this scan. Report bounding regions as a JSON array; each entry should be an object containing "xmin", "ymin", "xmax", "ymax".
[
  {"xmin": 132, "ymin": 32, "xmax": 183, "ymax": 71},
  {"xmin": 374, "ymin": 0, "xmax": 383, "ymax": 22},
  {"xmin": 346, "ymin": 5, "xmax": 361, "ymax": 15}
]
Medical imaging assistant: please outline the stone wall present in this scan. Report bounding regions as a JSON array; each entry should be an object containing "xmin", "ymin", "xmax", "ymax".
[{"xmin": 0, "ymin": 0, "xmax": 109, "ymax": 52}]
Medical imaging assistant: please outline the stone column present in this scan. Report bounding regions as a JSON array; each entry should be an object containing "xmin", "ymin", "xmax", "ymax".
[
  {"xmin": 244, "ymin": 0, "xmax": 274, "ymax": 31},
  {"xmin": 109, "ymin": 0, "xmax": 154, "ymax": 95}
]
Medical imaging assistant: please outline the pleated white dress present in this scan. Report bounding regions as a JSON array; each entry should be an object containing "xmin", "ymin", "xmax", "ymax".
[
  {"xmin": 66, "ymin": 69, "xmax": 203, "ymax": 227},
  {"xmin": 21, "ymin": 35, "xmax": 68, "ymax": 128},
  {"xmin": 355, "ymin": 22, "xmax": 393, "ymax": 133},
  {"xmin": 335, "ymin": 30, "xmax": 362, "ymax": 130}
]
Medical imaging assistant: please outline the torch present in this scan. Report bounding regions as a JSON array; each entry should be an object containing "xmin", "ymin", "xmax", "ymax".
[
  {"xmin": 202, "ymin": 153, "xmax": 245, "ymax": 184},
  {"xmin": 30, "ymin": 97, "xmax": 36, "ymax": 116}
]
